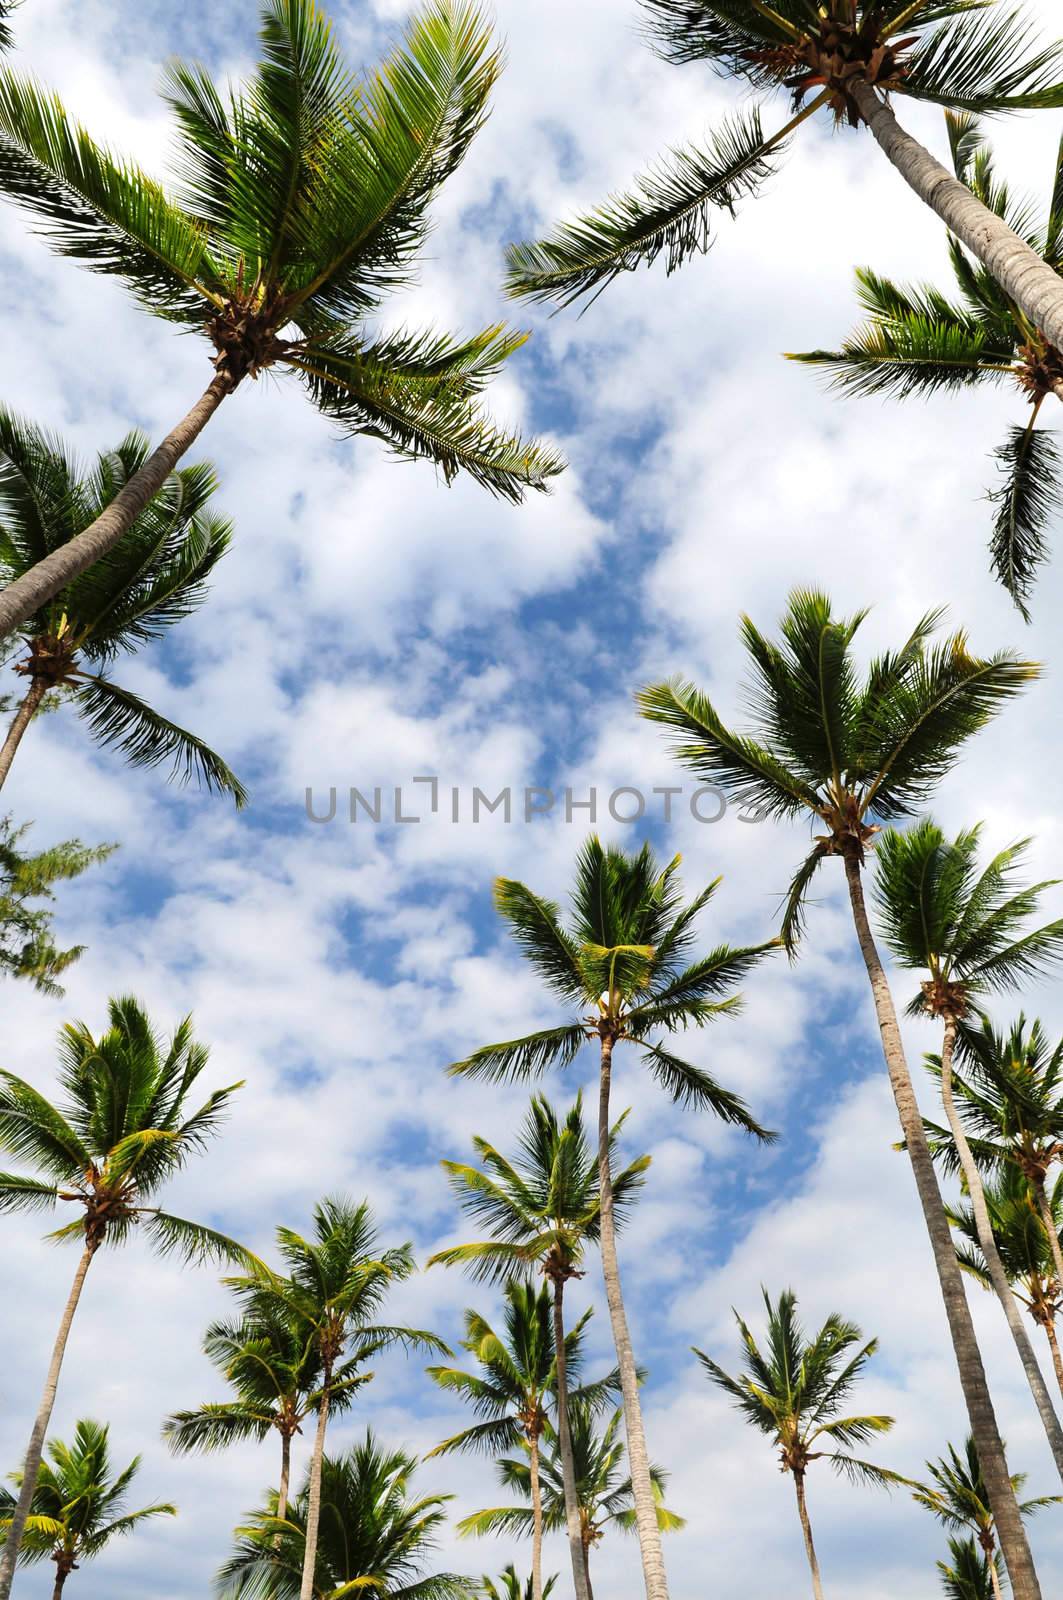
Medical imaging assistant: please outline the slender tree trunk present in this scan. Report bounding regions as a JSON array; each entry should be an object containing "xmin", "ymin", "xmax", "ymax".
[
  {"xmin": 842, "ymin": 857, "xmax": 1041, "ymax": 1600},
  {"xmin": 597, "ymin": 1035, "xmax": 669, "ymax": 1600},
  {"xmin": 0, "ymin": 1244, "xmax": 96, "ymax": 1600},
  {"xmin": 528, "ymin": 1430, "xmax": 544, "ymax": 1600},
  {"xmin": 1044, "ymin": 1318, "xmax": 1063, "ymax": 1407},
  {"xmin": 792, "ymin": 1471, "xmax": 825, "ymax": 1600},
  {"xmin": 51, "ymin": 1564, "xmax": 70, "ymax": 1600},
  {"xmin": 0, "ymin": 677, "xmax": 45, "ymax": 790},
  {"xmin": 0, "ymin": 377, "xmax": 231, "ymax": 641},
  {"xmin": 988, "ymin": 1551, "xmax": 1005, "ymax": 1600},
  {"xmin": 939, "ymin": 1019, "xmax": 1063, "ymax": 1482},
  {"xmin": 552, "ymin": 1280, "xmax": 591, "ymax": 1600},
  {"xmin": 298, "ymin": 1373, "xmax": 331, "ymax": 1600},
  {"xmin": 1032, "ymin": 1179, "xmax": 1063, "ymax": 1302},
  {"xmin": 583, "ymin": 1539, "xmax": 595, "ymax": 1600},
  {"xmin": 274, "ymin": 1428, "xmax": 292, "ymax": 1548},
  {"xmin": 850, "ymin": 82, "xmax": 1063, "ymax": 353}
]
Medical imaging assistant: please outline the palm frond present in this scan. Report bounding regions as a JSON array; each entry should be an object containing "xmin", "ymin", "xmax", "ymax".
[
  {"xmin": 986, "ymin": 418, "xmax": 1062, "ymax": 621},
  {"xmin": 72, "ymin": 674, "xmax": 247, "ymax": 806},
  {"xmin": 448, "ymin": 1025, "xmax": 587, "ymax": 1084}
]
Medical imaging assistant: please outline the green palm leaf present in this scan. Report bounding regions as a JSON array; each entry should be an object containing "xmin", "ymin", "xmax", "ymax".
[
  {"xmin": 71, "ymin": 674, "xmax": 247, "ymax": 807},
  {"xmin": 987, "ymin": 418, "xmax": 1063, "ymax": 620}
]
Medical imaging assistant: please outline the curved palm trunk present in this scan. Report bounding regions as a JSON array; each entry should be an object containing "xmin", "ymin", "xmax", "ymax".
[
  {"xmin": 528, "ymin": 1431, "xmax": 544, "ymax": 1600},
  {"xmin": 1043, "ymin": 1318, "xmax": 1063, "ymax": 1405},
  {"xmin": 551, "ymin": 1281, "xmax": 592, "ymax": 1600},
  {"xmin": 792, "ymin": 1470, "xmax": 824, "ymax": 1600},
  {"xmin": 842, "ymin": 858, "xmax": 1041, "ymax": 1600},
  {"xmin": 298, "ymin": 1373, "xmax": 331, "ymax": 1600},
  {"xmin": 0, "ymin": 1244, "xmax": 96, "ymax": 1600},
  {"xmin": 1032, "ymin": 1179, "xmax": 1063, "ymax": 1302},
  {"xmin": 0, "ymin": 677, "xmax": 45, "ymax": 790},
  {"xmin": 0, "ymin": 377, "xmax": 230, "ymax": 641},
  {"xmin": 597, "ymin": 1035, "xmax": 669, "ymax": 1600},
  {"xmin": 939, "ymin": 1019, "xmax": 1063, "ymax": 1482},
  {"xmin": 851, "ymin": 82, "xmax": 1063, "ymax": 352}
]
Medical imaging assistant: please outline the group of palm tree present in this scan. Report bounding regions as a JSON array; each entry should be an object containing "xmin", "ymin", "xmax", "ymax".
[{"xmin": 3, "ymin": 0, "xmax": 1063, "ymax": 1597}]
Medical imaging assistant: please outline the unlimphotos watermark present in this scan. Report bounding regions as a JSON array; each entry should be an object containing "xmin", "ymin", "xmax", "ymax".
[{"xmin": 304, "ymin": 777, "xmax": 770, "ymax": 826}]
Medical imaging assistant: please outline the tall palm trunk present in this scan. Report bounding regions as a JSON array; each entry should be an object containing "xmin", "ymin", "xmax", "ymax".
[
  {"xmin": 274, "ymin": 1429, "xmax": 292, "ymax": 1549},
  {"xmin": 986, "ymin": 1542, "xmax": 1005, "ymax": 1600},
  {"xmin": 851, "ymin": 82, "xmax": 1063, "ymax": 351},
  {"xmin": 526, "ymin": 1429, "xmax": 544, "ymax": 1600},
  {"xmin": 298, "ymin": 1369, "xmax": 332, "ymax": 1600},
  {"xmin": 597, "ymin": 1034, "xmax": 669, "ymax": 1600},
  {"xmin": 843, "ymin": 857, "xmax": 1042, "ymax": 1600},
  {"xmin": 551, "ymin": 1280, "xmax": 592, "ymax": 1600},
  {"xmin": 51, "ymin": 1565, "xmax": 70, "ymax": 1600},
  {"xmin": 0, "ymin": 677, "xmax": 45, "ymax": 789},
  {"xmin": 0, "ymin": 377, "xmax": 230, "ymax": 640},
  {"xmin": 0, "ymin": 1243, "xmax": 96, "ymax": 1600},
  {"xmin": 939, "ymin": 1019, "xmax": 1063, "ymax": 1482},
  {"xmin": 1031, "ymin": 1179, "xmax": 1063, "ymax": 1300},
  {"xmin": 792, "ymin": 1470, "xmax": 824, "ymax": 1600},
  {"xmin": 582, "ymin": 1539, "xmax": 595, "ymax": 1600},
  {"xmin": 1043, "ymin": 1317, "xmax": 1063, "ymax": 1404}
]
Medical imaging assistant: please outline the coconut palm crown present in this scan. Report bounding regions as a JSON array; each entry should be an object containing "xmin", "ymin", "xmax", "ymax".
[
  {"xmin": 790, "ymin": 113, "xmax": 1063, "ymax": 618},
  {"xmin": 0, "ymin": 412, "xmax": 244, "ymax": 803},
  {"xmin": 0, "ymin": 816, "xmax": 114, "ymax": 995}
]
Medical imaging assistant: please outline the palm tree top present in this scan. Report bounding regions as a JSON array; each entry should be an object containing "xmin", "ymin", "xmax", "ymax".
[
  {"xmin": 0, "ymin": 994, "xmax": 251, "ymax": 1266},
  {"xmin": 948, "ymin": 1161, "xmax": 1063, "ymax": 1318},
  {"xmin": 911, "ymin": 1434, "xmax": 1058, "ymax": 1538},
  {"xmin": 695, "ymin": 1287, "xmax": 899, "ymax": 1485},
  {"xmin": 0, "ymin": 0, "xmax": 563, "ymax": 500},
  {"xmin": 638, "ymin": 589, "xmax": 1039, "ymax": 947},
  {"xmin": 478, "ymin": 1565, "xmax": 558, "ymax": 1600},
  {"xmin": 428, "ymin": 1091, "xmax": 650, "ymax": 1284},
  {"xmin": 449, "ymin": 833, "xmax": 778, "ymax": 1136},
  {"xmin": 873, "ymin": 819, "xmax": 1063, "ymax": 1021},
  {"xmin": 0, "ymin": 815, "xmax": 115, "ymax": 995}
]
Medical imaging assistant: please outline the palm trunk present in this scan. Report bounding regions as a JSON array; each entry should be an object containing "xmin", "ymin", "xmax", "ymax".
[
  {"xmin": 988, "ymin": 1550, "xmax": 1005, "ymax": 1600},
  {"xmin": 0, "ymin": 377, "xmax": 230, "ymax": 641},
  {"xmin": 1043, "ymin": 1318, "xmax": 1063, "ymax": 1406},
  {"xmin": 792, "ymin": 1470, "xmax": 825, "ymax": 1600},
  {"xmin": 0, "ymin": 678, "xmax": 46, "ymax": 790},
  {"xmin": 851, "ymin": 82, "xmax": 1063, "ymax": 352},
  {"xmin": 583, "ymin": 1538, "xmax": 595, "ymax": 1600},
  {"xmin": 528, "ymin": 1431, "xmax": 544, "ymax": 1600},
  {"xmin": 51, "ymin": 1565, "xmax": 70, "ymax": 1600},
  {"xmin": 1032, "ymin": 1178, "xmax": 1063, "ymax": 1302},
  {"xmin": 597, "ymin": 1035, "xmax": 669, "ymax": 1600},
  {"xmin": 842, "ymin": 857, "xmax": 1041, "ymax": 1600},
  {"xmin": 298, "ymin": 1371, "xmax": 331, "ymax": 1600},
  {"xmin": 0, "ymin": 1244, "xmax": 96, "ymax": 1600},
  {"xmin": 274, "ymin": 1429, "xmax": 292, "ymax": 1549},
  {"xmin": 552, "ymin": 1280, "xmax": 591, "ymax": 1600},
  {"xmin": 939, "ymin": 1019, "xmax": 1063, "ymax": 1482}
]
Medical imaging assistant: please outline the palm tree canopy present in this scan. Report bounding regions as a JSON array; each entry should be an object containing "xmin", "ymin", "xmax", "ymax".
[
  {"xmin": 694, "ymin": 1287, "xmax": 899, "ymax": 1486},
  {"xmin": 937, "ymin": 1535, "xmax": 1001, "ymax": 1600},
  {"xmin": 789, "ymin": 112, "xmax": 1063, "ymax": 616},
  {"xmin": 506, "ymin": 1, "xmax": 1063, "ymax": 308},
  {"xmin": 0, "ymin": 410, "xmax": 245, "ymax": 804},
  {"xmin": 911, "ymin": 1434, "xmax": 1057, "ymax": 1539},
  {"xmin": 476, "ymin": 1566, "xmax": 557, "ymax": 1600},
  {"xmin": 457, "ymin": 1402, "xmax": 684, "ymax": 1545},
  {"xmin": 449, "ymin": 834, "xmax": 778, "ymax": 1136},
  {"xmin": 428, "ymin": 1091, "xmax": 650, "ymax": 1284},
  {"xmin": 638, "ymin": 589, "xmax": 1038, "ymax": 949},
  {"xmin": 0, "ymin": 815, "xmax": 114, "ymax": 994},
  {"xmin": 0, "ymin": 0, "xmax": 562, "ymax": 500},
  {"xmin": 872, "ymin": 818, "xmax": 1063, "ymax": 1019},
  {"xmin": 948, "ymin": 1161, "xmax": 1063, "ymax": 1320},
  {"xmin": 0, "ymin": 1418, "xmax": 175, "ymax": 1570},
  {"xmin": 217, "ymin": 1432, "xmax": 470, "ymax": 1600},
  {"xmin": 0, "ymin": 994, "xmax": 251, "ymax": 1266}
]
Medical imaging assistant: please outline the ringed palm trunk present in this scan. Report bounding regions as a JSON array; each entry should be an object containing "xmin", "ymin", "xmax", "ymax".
[
  {"xmin": 528, "ymin": 1429, "xmax": 544, "ymax": 1600},
  {"xmin": 597, "ymin": 1034, "xmax": 669, "ymax": 1600},
  {"xmin": 551, "ymin": 1280, "xmax": 592, "ymax": 1600},
  {"xmin": 0, "ymin": 1242, "xmax": 97, "ymax": 1600},
  {"xmin": 298, "ymin": 1367, "xmax": 332, "ymax": 1600},
  {"xmin": 0, "ymin": 377, "xmax": 231, "ymax": 640},
  {"xmin": 939, "ymin": 1019, "xmax": 1063, "ymax": 1483},
  {"xmin": 792, "ymin": 1470, "xmax": 825, "ymax": 1600},
  {"xmin": 843, "ymin": 857, "xmax": 1042, "ymax": 1600},
  {"xmin": 0, "ymin": 677, "xmax": 45, "ymax": 789},
  {"xmin": 851, "ymin": 82, "xmax": 1063, "ymax": 352}
]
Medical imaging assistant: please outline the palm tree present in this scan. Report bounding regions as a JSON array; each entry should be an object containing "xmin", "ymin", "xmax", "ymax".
[
  {"xmin": 226, "ymin": 1197, "xmax": 447, "ymax": 1600},
  {"xmin": 938, "ymin": 1536, "xmax": 1001, "ymax": 1600},
  {"xmin": 873, "ymin": 819, "xmax": 1063, "ymax": 1475},
  {"xmin": 478, "ymin": 1568, "xmax": 557, "ymax": 1600},
  {"xmin": 449, "ymin": 835, "xmax": 777, "ymax": 1600},
  {"xmin": 948, "ymin": 1162, "xmax": 1063, "ymax": 1402},
  {"xmin": 0, "ymin": 816, "xmax": 113, "ymax": 993},
  {"xmin": 428, "ymin": 1092, "xmax": 648, "ymax": 1600},
  {"xmin": 0, "ymin": 412, "xmax": 244, "ymax": 803},
  {"xmin": 505, "ymin": 1, "xmax": 1063, "ymax": 362},
  {"xmin": 0, "ymin": 1419, "xmax": 176, "ymax": 1598},
  {"xmin": 0, "ymin": 0, "xmax": 563, "ymax": 640},
  {"xmin": 0, "ymin": 995, "xmax": 250, "ymax": 1599},
  {"xmin": 695, "ymin": 1288, "xmax": 898, "ymax": 1600},
  {"xmin": 638, "ymin": 589, "xmax": 1043, "ymax": 1598},
  {"xmin": 911, "ymin": 1436, "xmax": 1059, "ymax": 1600},
  {"xmin": 790, "ymin": 113, "xmax": 1063, "ymax": 618},
  {"xmin": 459, "ymin": 1403, "xmax": 684, "ymax": 1600},
  {"xmin": 217, "ymin": 1432, "xmax": 470, "ymax": 1599}
]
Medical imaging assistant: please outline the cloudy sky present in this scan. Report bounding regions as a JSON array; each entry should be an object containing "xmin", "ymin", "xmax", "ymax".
[{"xmin": 3, "ymin": 0, "xmax": 1063, "ymax": 1595}]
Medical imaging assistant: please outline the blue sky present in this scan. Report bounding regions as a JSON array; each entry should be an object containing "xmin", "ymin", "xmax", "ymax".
[{"xmin": 3, "ymin": 0, "xmax": 1063, "ymax": 1595}]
